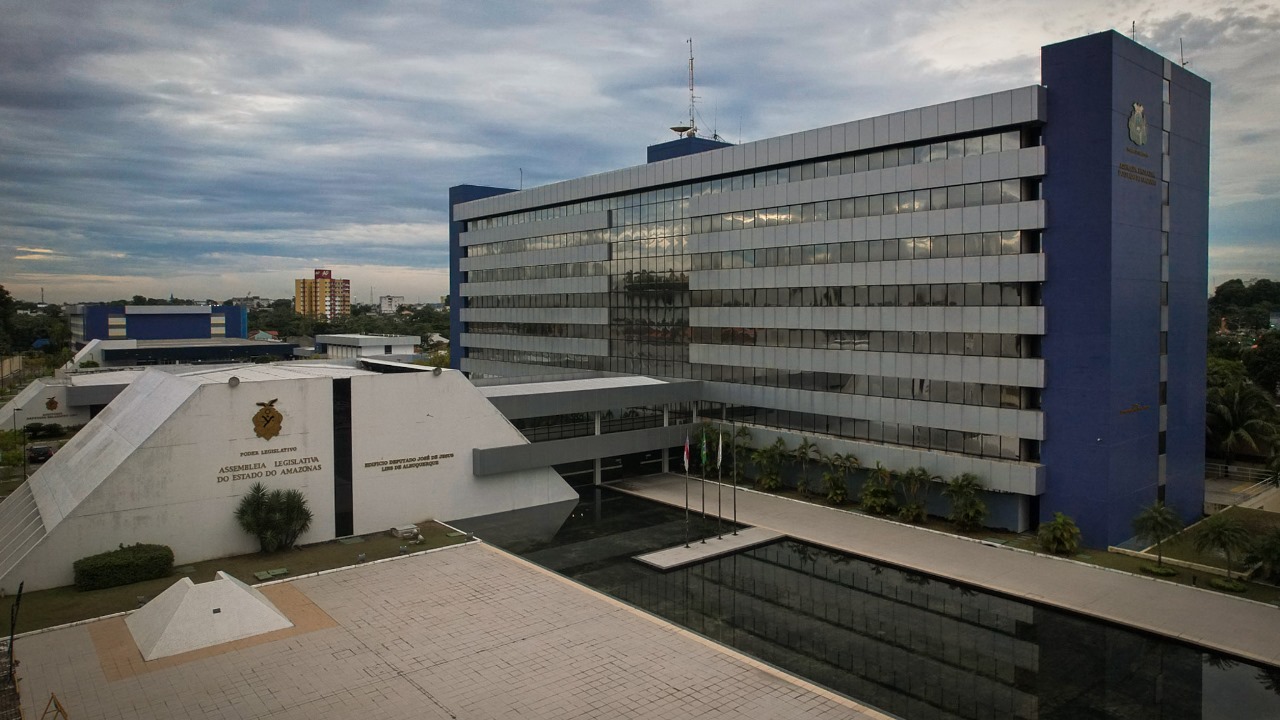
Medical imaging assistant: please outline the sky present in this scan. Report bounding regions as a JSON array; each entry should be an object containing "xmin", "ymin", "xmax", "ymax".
[{"xmin": 1, "ymin": 0, "xmax": 1278, "ymax": 304}]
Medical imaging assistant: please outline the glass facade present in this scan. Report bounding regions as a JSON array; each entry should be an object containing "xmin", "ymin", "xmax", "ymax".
[{"xmin": 457, "ymin": 122, "xmax": 1045, "ymax": 466}]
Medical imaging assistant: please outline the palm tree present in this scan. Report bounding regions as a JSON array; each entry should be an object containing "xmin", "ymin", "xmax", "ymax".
[
  {"xmin": 1132, "ymin": 501, "xmax": 1184, "ymax": 567},
  {"xmin": 1192, "ymin": 512, "xmax": 1253, "ymax": 579},
  {"xmin": 792, "ymin": 437, "xmax": 821, "ymax": 497},
  {"xmin": 942, "ymin": 473, "xmax": 988, "ymax": 531},
  {"xmin": 276, "ymin": 488, "xmax": 314, "ymax": 549},
  {"xmin": 1206, "ymin": 380, "xmax": 1279, "ymax": 464},
  {"xmin": 820, "ymin": 451, "xmax": 859, "ymax": 505},
  {"xmin": 860, "ymin": 462, "xmax": 896, "ymax": 516},
  {"xmin": 1037, "ymin": 512, "xmax": 1081, "ymax": 555},
  {"xmin": 235, "ymin": 482, "xmax": 277, "ymax": 553},
  {"xmin": 896, "ymin": 466, "xmax": 938, "ymax": 523},
  {"xmin": 751, "ymin": 437, "xmax": 788, "ymax": 491},
  {"xmin": 1248, "ymin": 528, "xmax": 1280, "ymax": 582}
]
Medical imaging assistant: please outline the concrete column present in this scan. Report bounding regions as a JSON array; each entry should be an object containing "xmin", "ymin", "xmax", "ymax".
[
  {"xmin": 593, "ymin": 411, "xmax": 602, "ymax": 485},
  {"xmin": 661, "ymin": 407, "xmax": 670, "ymax": 473}
]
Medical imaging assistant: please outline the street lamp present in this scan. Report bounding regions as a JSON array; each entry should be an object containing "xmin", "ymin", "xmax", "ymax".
[{"xmin": 12, "ymin": 409, "xmax": 24, "ymax": 480}]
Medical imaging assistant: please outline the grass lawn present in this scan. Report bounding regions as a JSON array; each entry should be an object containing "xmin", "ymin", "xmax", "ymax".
[
  {"xmin": 0, "ymin": 522, "xmax": 467, "ymax": 634},
  {"xmin": 1160, "ymin": 506, "xmax": 1280, "ymax": 572}
]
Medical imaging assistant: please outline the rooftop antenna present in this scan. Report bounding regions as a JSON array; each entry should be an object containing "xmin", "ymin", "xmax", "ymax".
[
  {"xmin": 1180, "ymin": 38, "xmax": 1189, "ymax": 67},
  {"xmin": 669, "ymin": 38, "xmax": 698, "ymax": 137},
  {"xmin": 1130, "ymin": 21, "xmax": 1136, "ymax": 41}
]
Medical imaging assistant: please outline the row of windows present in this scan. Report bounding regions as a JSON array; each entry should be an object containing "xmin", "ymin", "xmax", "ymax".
[
  {"xmin": 725, "ymin": 407, "xmax": 1035, "ymax": 461},
  {"xmin": 695, "ymin": 329, "xmax": 1032, "ymax": 358},
  {"xmin": 468, "ymin": 261, "xmax": 603, "ymax": 284},
  {"xmin": 467, "ymin": 129, "xmax": 1028, "ymax": 231},
  {"xmin": 685, "ymin": 180, "xmax": 1025, "ymax": 239},
  {"xmin": 695, "ymin": 282, "xmax": 1033, "ymax": 309},
  {"xmin": 694, "ymin": 232, "xmax": 1031, "ymax": 272},
  {"xmin": 468, "ymin": 229, "xmax": 1034, "ymax": 288},
  {"xmin": 465, "ymin": 229, "xmax": 608, "ymax": 258},
  {"xmin": 697, "ymin": 365, "xmax": 1035, "ymax": 409},
  {"xmin": 467, "ymin": 293, "xmax": 609, "ymax": 309},
  {"xmin": 467, "ymin": 322, "xmax": 609, "ymax": 339},
  {"xmin": 607, "ymin": 178, "xmax": 1031, "ymax": 251}
]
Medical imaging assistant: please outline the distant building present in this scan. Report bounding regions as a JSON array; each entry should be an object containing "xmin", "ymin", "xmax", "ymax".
[
  {"xmin": 69, "ymin": 304, "xmax": 248, "ymax": 349},
  {"xmin": 315, "ymin": 334, "xmax": 419, "ymax": 358},
  {"xmin": 378, "ymin": 295, "xmax": 405, "ymax": 315},
  {"xmin": 295, "ymin": 269, "xmax": 351, "ymax": 320}
]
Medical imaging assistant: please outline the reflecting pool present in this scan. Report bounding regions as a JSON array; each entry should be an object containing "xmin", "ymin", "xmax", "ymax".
[{"xmin": 456, "ymin": 487, "xmax": 1280, "ymax": 720}]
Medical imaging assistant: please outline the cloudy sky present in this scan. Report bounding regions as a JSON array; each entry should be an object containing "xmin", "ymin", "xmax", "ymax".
[{"xmin": 1, "ymin": 1, "xmax": 1277, "ymax": 304}]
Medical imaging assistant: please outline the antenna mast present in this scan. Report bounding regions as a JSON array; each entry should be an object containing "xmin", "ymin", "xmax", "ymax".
[{"xmin": 687, "ymin": 38, "xmax": 697, "ymax": 136}]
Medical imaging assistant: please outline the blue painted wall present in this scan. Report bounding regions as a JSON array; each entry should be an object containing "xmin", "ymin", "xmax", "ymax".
[
  {"xmin": 215, "ymin": 305, "xmax": 249, "ymax": 338},
  {"xmin": 448, "ymin": 184, "xmax": 516, "ymax": 370},
  {"xmin": 1041, "ymin": 32, "xmax": 1208, "ymax": 546},
  {"xmin": 646, "ymin": 136, "xmax": 732, "ymax": 163},
  {"xmin": 126, "ymin": 312, "xmax": 212, "ymax": 340}
]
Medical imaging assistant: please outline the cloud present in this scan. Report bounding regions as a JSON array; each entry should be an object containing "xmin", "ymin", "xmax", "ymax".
[{"xmin": 0, "ymin": 1, "xmax": 1277, "ymax": 303}]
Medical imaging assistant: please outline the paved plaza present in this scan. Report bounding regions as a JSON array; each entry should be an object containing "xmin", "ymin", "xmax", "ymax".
[
  {"xmin": 17, "ymin": 542, "xmax": 885, "ymax": 719},
  {"xmin": 615, "ymin": 474, "xmax": 1280, "ymax": 668}
]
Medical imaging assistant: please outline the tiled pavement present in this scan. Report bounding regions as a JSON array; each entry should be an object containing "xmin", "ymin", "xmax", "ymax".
[
  {"xmin": 614, "ymin": 474, "xmax": 1280, "ymax": 668},
  {"xmin": 17, "ymin": 543, "xmax": 888, "ymax": 719}
]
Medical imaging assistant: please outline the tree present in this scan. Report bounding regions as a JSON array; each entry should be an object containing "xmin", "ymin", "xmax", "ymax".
[
  {"xmin": 750, "ymin": 437, "xmax": 788, "ymax": 491},
  {"xmin": 859, "ymin": 462, "xmax": 896, "ymax": 516},
  {"xmin": 235, "ymin": 482, "xmax": 314, "ymax": 553},
  {"xmin": 942, "ymin": 473, "xmax": 988, "ymax": 531},
  {"xmin": 1038, "ymin": 512, "xmax": 1081, "ymax": 555},
  {"xmin": 1248, "ymin": 528, "xmax": 1280, "ymax": 583},
  {"xmin": 896, "ymin": 466, "xmax": 937, "ymax": 523},
  {"xmin": 792, "ymin": 437, "xmax": 820, "ymax": 497},
  {"xmin": 821, "ymin": 451, "xmax": 859, "ymax": 505},
  {"xmin": 1131, "ymin": 501, "xmax": 1183, "ymax": 567},
  {"xmin": 1244, "ymin": 331, "xmax": 1280, "ymax": 397},
  {"xmin": 1192, "ymin": 512, "xmax": 1253, "ymax": 580},
  {"xmin": 1206, "ymin": 379, "xmax": 1279, "ymax": 463}
]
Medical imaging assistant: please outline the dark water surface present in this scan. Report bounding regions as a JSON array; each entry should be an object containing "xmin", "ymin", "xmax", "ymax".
[{"xmin": 456, "ymin": 487, "xmax": 1280, "ymax": 720}]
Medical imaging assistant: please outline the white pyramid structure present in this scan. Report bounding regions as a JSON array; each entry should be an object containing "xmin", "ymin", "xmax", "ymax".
[{"xmin": 126, "ymin": 571, "xmax": 294, "ymax": 660}]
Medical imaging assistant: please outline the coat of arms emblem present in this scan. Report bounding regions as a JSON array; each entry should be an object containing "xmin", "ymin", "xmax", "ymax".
[
  {"xmin": 253, "ymin": 398, "xmax": 283, "ymax": 440},
  {"xmin": 45, "ymin": 396, "xmax": 58, "ymax": 411},
  {"xmin": 1127, "ymin": 102, "xmax": 1148, "ymax": 146}
]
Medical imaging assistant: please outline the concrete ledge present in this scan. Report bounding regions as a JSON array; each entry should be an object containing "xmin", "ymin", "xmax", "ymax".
[{"xmin": 634, "ymin": 527, "xmax": 784, "ymax": 570}]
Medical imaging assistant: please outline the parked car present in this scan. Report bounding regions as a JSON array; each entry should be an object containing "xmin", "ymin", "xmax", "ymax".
[{"xmin": 27, "ymin": 445, "xmax": 54, "ymax": 463}]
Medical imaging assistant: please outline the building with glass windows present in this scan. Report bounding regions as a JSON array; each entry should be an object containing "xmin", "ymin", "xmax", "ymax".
[{"xmin": 448, "ymin": 31, "xmax": 1210, "ymax": 546}]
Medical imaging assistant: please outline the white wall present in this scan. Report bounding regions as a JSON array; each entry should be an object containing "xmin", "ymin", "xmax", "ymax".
[
  {"xmin": 9, "ymin": 370, "xmax": 336, "ymax": 590},
  {"xmin": 0, "ymin": 380, "xmax": 91, "ymax": 429},
  {"xmin": 349, "ymin": 371, "xmax": 576, "ymax": 531}
]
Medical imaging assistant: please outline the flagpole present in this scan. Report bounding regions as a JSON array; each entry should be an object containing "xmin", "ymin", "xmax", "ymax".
[
  {"xmin": 700, "ymin": 428, "xmax": 707, "ymax": 543},
  {"xmin": 717, "ymin": 405, "xmax": 724, "ymax": 539},
  {"xmin": 683, "ymin": 433, "xmax": 690, "ymax": 548},
  {"xmin": 731, "ymin": 418, "xmax": 738, "ymax": 536}
]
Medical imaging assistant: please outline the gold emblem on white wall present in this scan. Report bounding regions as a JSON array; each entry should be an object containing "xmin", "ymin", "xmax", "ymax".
[{"xmin": 253, "ymin": 399, "xmax": 283, "ymax": 440}]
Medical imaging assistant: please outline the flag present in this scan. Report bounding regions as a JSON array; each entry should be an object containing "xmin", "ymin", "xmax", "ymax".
[
  {"xmin": 717, "ymin": 431, "xmax": 723, "ymax": 468},
  {"xmin": 683, "ymin": 435, "xmax": 690, "ymax": 473},
  {"xmin": 700, "ymin": 432, "xmax": 708, "ymax": 468}
]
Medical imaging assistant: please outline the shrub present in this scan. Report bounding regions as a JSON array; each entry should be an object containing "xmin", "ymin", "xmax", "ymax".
[
  {"xmin": 1037, "ymin": 512, "xmax": 1082, "ymax": 555},
  {"xmin": 1208, "ymin": 577, "xmax": 1247, "ymax": 593},
  {"xmin": 943, "ymin": 473, "xmax": 988, "ymax": 531},
  {"xmin": 73, "ymin": 543, "xmax": 174, "ymax": 590},
  {"xmin": 235, "ymin": 482, "xmax": 314, "ymax": 553},
  {"xmin": 1140, "ymin": 564, "xmax": 1179, "ymax": 577},
  {"xmin": 859, "ymin": 464, "xmax": 897, "ymax": 516}
]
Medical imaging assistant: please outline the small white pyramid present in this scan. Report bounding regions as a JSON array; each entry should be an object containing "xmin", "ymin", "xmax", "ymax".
[{"xmin": 126, "ymin": 571, "xmax": 293, "ymax": 660}]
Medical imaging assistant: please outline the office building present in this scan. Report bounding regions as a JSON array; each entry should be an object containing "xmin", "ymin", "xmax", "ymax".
[
  {"xmin": 295, "ymin": 268, "xmax": 351, "ymax": 320},
  {"xmin": 449, "ymin": 31, "xmax": 1209, "ymax": 546},
  {"xmin": 69, "ymin": 304, "xmax": 248, "ymax": 348}
]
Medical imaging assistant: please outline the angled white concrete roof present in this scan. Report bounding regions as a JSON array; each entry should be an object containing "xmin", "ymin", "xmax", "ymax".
[
  {"xmin": 477, "ymin": 375, "xmax": 669, "ymax": 398},
  {"xmin": 126, "ymin": 571, "xmax": 293, "ymax": 661},
  {"xmin": 177, "ymin": 363, "xmax": 374, "ymax": 385}
]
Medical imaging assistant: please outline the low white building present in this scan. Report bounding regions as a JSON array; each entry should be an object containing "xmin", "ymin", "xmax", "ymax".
[
  {"xmin": 315, "ymin": 334, "xmax": 417, "ymax": 358},
  {"xmin": 0, "ymin": 363, "xmax": 575, "ymax": 591}
]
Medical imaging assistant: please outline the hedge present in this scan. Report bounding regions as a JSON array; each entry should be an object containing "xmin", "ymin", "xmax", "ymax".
[{"xmin": 73, "ymin": 543, "xmax": 174, "ymax": 590}]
